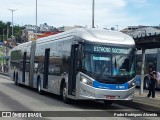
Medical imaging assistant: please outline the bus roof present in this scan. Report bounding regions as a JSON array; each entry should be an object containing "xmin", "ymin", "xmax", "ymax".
[
  {"xmin": 12, "ymin": 41, "xmax": 32, "ymax": 51},
  {"xmin": 36, "ymin": 28, "xmax": 135, "ymax": 46},
  {"xmin": 13, "ymin": 28, "xmax": 135, "ymax": 51}
]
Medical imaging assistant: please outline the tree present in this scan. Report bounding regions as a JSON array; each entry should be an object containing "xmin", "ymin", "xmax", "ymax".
[
  {"xmin": 0, "ymin": 21, "xmax": 7, "ymax": 41},
  {"xmin": 0, "ymin": 21, "xmax": 23, "ymax": 43},
  {"xmin": 14, "ymin": 25, "xmax": 23, "ymax": 43}
]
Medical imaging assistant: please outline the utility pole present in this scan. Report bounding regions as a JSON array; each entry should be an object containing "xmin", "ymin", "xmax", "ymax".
[
  {"xmin": 6, "ymin": 22, "xmax": 10, "ymax": 39},
  {"xmin": 2, "ymin": 29, "xmax": 5, "ymax": 72},
  {"xmin": 140, "ymin": 49, "xmax": 145, "ymax": 95},
  {"xmin": 3, "ymin": 29, "xmax": 5, "ymax": 42},
  {"xmin": 92, "ymin": 0, "xmax": 95, "ymax": 28},
  {"xmin": 8, "ymin": 9, "xmax": 17, "ymax": 39}
]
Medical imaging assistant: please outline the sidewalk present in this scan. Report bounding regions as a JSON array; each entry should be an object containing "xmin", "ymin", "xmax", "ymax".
[{"xmin": 117, "ymin": 88, "xmax": 160, "ymax": 113}]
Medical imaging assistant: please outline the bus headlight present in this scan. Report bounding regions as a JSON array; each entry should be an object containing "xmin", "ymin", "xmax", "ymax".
[
  {"xmin": 80, "ymin": 76, "xmax": 93, "ymax": 87},
  {"xmin": 131, "ymin": 82, "xmax": 135, "ymax": 86},
  {"xmin": 129, "ymin": 80, "xmax": 135, "ymax": 88}
]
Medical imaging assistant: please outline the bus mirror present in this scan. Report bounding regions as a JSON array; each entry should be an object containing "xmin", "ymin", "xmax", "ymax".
[
  {"xmin": 34, "ymin": 63, "xmax": 38, "ymax": 72},
  {"xmin": 34, "ymin": 63, "xmax": 38, "ymax": 69}
]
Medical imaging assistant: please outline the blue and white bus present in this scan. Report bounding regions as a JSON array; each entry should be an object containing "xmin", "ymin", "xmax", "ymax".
[
  {"xmin": 10, "ymin": 28, "xmax": 136, "ymax": 105},
  {"xmin": 135, "ymin": 49, "xmax": 160, "ymax": 89}
]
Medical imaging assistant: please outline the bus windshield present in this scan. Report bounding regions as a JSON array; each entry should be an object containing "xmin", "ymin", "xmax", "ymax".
[
  {"xmin": 82, "ymin": 53, "xmax": 112, "ymax": 75},
  {"xmin": 81, "ymin": 43, "xmax": 136, "ymax": 83},
  {"xmin": 112, "ymin": 54, "xmax": 135, "ymax": 76}
]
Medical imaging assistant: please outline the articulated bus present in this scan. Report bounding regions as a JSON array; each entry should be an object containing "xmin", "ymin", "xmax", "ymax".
[
  {"xmin": 10, "ymin": 28, "xmax": 136, "ymax": 105},
  {"xmin": 135, "ymin": 49, "xmax": 160, "ymax": 89}
]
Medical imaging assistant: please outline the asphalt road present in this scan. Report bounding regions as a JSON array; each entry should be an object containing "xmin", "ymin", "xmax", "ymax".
[{"xmin": 0, "ymin": 75, "xmax": 159, "ymax": 120}]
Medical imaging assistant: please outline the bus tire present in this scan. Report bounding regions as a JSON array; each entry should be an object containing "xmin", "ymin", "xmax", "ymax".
[
  {"xmin": 62, "ymin": 83, "xmax": 70, "ymax": 104},
  {"xmin": 15, "ymin": 73, "xmax": 19, "ymax": 85},
  {"xmin": 13, "ymin": 72, "xmax": 15, "ymax": 81},
  {"xmin": 37, "ymin": 79, "xmax": 43, "ymax": 95},
  {"xmin": 15, "ymin": 78, "xmax": 17, "ymax": 85},
  {"xmin": 103, "ymin": 100, "xmax": 114, "ymax": 106},
  {"xmin": 144, "ymin": 77, "xmax": 150, "ymax": 90}
]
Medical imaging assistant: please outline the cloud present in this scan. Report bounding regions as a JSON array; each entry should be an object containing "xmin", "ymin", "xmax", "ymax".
[
  {"xmin": 0, "ymin": 0, "xmax": 159, "ymax": 30},
  {"xmin": 129, "ymin": 0, "xmax": 150, "ymax": 7}
]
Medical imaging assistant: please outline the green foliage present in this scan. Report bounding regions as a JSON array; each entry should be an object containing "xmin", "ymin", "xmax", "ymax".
[{"xmin": 0, "ymin": 20, "xmax": 22, "ymax": 41}]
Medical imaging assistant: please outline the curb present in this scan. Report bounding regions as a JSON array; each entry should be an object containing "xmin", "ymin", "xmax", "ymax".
[
  {"xmin": 116, "ymin": 100, "xmax": 160, "ymax": 113},
  {"xmin": 0, "ymin": 72, "xmax": 9, "ymax": 77}
]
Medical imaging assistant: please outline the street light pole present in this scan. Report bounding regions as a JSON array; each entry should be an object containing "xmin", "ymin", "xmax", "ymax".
[
  {"xmin": 2, "ymin": 28, "xmax": 5, "ymax": 72},
  {"xmin": 92, "ymin": 0, "xmax": 95, "ymax": 28},
  {"xmin": 8, "ymin": 9, "xmax": 17, "ymax": 39},
  {"xmin": 3, "ymin": 29, "xmax": 5, "ymax": 42}
]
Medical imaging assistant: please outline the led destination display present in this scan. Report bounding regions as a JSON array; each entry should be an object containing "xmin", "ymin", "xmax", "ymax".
[
  {"xmin": 85, "ymin": 44, "xmax": 131, "ymax": 54},
  {"xmin": 94, "ymin": 46, "xmax": 130, "ymax": 54}
]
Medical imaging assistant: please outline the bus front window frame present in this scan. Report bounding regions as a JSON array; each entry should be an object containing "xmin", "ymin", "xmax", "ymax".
[{"xmin": 81, "ymin": 43, "xmax": 136, "ymax": 84}]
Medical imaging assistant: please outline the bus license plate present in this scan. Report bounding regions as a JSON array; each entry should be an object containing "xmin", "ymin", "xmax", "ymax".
[{"xmin": 106, "ymin": 95, "xmax": 116, "ymax": 99}]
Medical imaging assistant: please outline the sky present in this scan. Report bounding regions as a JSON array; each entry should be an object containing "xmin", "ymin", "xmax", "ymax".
[{"xmin": 0, "ymin": 0, "xmax": 160, "ymax": 30}]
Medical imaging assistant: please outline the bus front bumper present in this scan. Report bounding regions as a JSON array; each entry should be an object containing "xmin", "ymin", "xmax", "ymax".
[{"xmin": 77, "ymin": 83, "xmax": 135, "ymax": 100}]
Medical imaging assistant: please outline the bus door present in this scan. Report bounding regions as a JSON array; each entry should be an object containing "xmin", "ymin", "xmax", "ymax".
[
  {"xmin": 22, "ymin": 52, "xmax": 27, "ymax": 83},
  {"xmin": 68, "ymin": 44, "xmax": 79, "ymax": 96},
  {"xmin": 43, "ymin": 48, "xmax": 50, "ymax": 89}
]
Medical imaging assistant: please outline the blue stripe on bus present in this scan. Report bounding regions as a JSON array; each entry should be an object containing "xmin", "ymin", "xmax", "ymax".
[{"xmin": 93, "ymin": 81, "xmax": 129, "ymax": 90}]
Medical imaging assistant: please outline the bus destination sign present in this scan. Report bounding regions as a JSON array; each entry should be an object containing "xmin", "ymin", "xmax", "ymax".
[{"xmin": 86, "ymin": 45, "xmax": 131, "ymax": 54}]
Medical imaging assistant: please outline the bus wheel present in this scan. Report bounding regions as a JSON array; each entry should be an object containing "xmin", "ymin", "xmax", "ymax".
[
  {"xmin": 15, "ymin": 77, "xmax": 17, "ymax": 85},
  {"xmin": 37, "ymin": 79, "xmax": 43, "ymax": 95},
  {"xmin": 15, "ymin": 73, "xmax": 19, "ymax": 85},
  {"xmin": 144, "ymin": 77, "xmax": 150, "ymax": 90},
  {"xmin": 13, "ymin": 72, "xmax": 15, "ymax": 81},
  {"xmin": 103, "ymin": 100, "xmax": 114, "ymax": 106},
  {"xmin": 62, "ymin": 84, "xmax": 70, "ymax": 104}
]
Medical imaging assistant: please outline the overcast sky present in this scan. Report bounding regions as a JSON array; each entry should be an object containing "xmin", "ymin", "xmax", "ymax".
[{"xmin": 0, "ymin": 0, "xmax": 160, "ymax": 30}]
